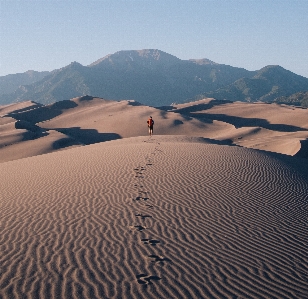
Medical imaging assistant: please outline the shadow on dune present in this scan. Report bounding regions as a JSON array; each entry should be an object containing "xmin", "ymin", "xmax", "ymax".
[
  {"xmin": 295, "ymin": 139, "xmax": 308, "ymax": 158},
  {"xmin": 8, "ymin": 100, "xmax": 78, "ymax": 123},
  {"xmin": 206, "ymin": 114, "xmax": 307, "ymax": 132},
  {"xmin": 172, "ymin": 99, "xmax": 232, "ymax": 114},
  {"xmin": 3, "ymin": 102, "xmax": 43, "ymax": 115},
  {"xmin": 168, "ymin": 100, "xmax": 308, "ymax": 132},
  {"xmin": 10, "ymin": 106, "xmax": 63, "ymax": 123},
  {"xmin": 15, "ymin": 120, "xmax": 48, "ymax": 141},
  {"xmin": 173, "ymin": 119, "xmax": 184, "ymax": 126},
  {"xmin": 78, "ymin": 95, "xmax": 96, "ymax": 102},
  {"xmin": 265, "ymin": 149, "xmax": 308, "ymax": 180},
  {"xmin": 185, "ymin": 113, "xmax": 308, "ymax": 133},
  {"xmin": 53, "ymin": 137, "xmax": 82, "ymax": 150},
  {"xmin": 48, "ymin": 100, "xmax": 78, "ymax": 110},
  {"xmin": 194, "ymin": 136, "xmax": 234, "ymax": 146},
  {"xmin": 157, "ymin": 105, "xmax": 176, "ymax": 111},
  {"xmin": 128, "ymin": 101, "xmax": 143, "ymax": 106},
  {"xmin": 157, "ymin": 99, "xmax": 231, "ymax": 112},
  {"xmin": 55, "ymin": 127, "xmax": 121, "ymax": 145}
]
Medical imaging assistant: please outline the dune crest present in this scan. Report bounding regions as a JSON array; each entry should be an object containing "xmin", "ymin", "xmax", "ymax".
[{"xmin": 1, "ymin": 97, "xmax": 308, "ymax": 162}]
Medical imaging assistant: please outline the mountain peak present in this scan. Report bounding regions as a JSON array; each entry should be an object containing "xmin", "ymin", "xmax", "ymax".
[
  {"xmin": 189, "ymin": 58, "xmax": 218, "ymax": 65},
  {"xmin": 254, "ymin": 65, "xmax": 305, "ymax": 81},
  {"xmin": 89, "ymin": 49, "xmax": 181, "ymax": 68}
]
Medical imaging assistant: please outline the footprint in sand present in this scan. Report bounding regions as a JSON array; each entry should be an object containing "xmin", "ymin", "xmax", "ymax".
[
  {"xmin": 135, "ymin": 213, "xmax": 152, "ymax": 220},
  {"xmin": 136, "ymin": 274, "xmax": 161, "ymax": 285},
  {"xmin": 134, "ymin": 187, "xmax": 146, "ymax": 193},
  {"xmin": 129, "ymin": 225, "xmax": 147, "ymax": 232},
  {"xmin": 134, "ymin": 196, "xmax": 149, "ymax": 201},
  {"xmin": 148, "ymin": 255, "xmax": 171, "ymax": 263},
  {"xmin": 145, "ymin": 204, "xmax": 154, "ymax": 209},
  {"xmin": 141, "ymin": 238, "xmax": 160, "ymax": 246},
  {"xmin": 134, "ymin": 167, "xmax": 146, "ymax": 172}
]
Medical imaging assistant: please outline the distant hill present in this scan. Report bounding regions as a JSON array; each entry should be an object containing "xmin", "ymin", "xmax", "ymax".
[
  {"xmin": 274, "ymin": 91, "xmax": 308, "ymax": 107},
  {"xmin": 1, "ymin": 49, "xmax": 308, "ymax": 106},
  {"xmin": 0, "ymin": 70, "xmax": 50, "ymax": 95},
  {"xmin": 203, "ymin": 65, "xmax": 308, "ymax": 102}
]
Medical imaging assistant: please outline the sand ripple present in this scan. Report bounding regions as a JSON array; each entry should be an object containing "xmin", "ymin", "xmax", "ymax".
[{"xmin": 1, "ymin": 136, "xmax": 308, "ymax": 298}]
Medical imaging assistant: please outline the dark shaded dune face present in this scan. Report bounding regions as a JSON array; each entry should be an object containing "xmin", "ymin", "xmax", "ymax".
[{"xmin": 0, "ymin": 136, "xmax": 307, "ymax": 299}]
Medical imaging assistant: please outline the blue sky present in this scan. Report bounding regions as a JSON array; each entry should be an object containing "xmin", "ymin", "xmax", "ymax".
[{"xmin": 0, "ymin": 0, "xmax": 307, "ymax": 78}]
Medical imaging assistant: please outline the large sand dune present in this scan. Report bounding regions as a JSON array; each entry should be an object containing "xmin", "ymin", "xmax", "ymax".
[
  {"xmin": 1, "ymin": 97, "xmax": 308, "ymax": 163},
  {"xmin": 1, "ymin": 97, "xmax": 308, "ymax": 298}
]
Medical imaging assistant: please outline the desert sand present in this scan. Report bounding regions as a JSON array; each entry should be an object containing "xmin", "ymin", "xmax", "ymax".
[{"xmin": 1, "ymin": 97, "xmax": 308, "ymax": 298}]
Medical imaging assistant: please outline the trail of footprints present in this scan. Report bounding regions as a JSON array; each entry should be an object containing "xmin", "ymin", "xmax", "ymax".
[{"xmin": 130, "ymin": 139, "xmax": 169, "ymax": 286}]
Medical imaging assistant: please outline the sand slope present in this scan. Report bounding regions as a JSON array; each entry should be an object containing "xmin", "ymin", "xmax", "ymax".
[
  {"xmin": 174, "ymin": 99, "xmax": 308, "ymax": 156},
  {"xmin": 1, "ymin": 135, "xmax": 308, "ymax": 298},
  {"xmin": 1, "ymin": 98, "xmax": 308, "ymax": 298},
  {"xmin": 1, "ymin": 97, "xmax": 308, "ymax": 163}
]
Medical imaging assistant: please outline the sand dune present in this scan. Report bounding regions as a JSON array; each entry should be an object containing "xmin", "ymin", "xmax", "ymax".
[
  {"xmin": 1, "ymin": 97, "xmax": 308, "ymax": 163},
  {"xmin": 1, "ymin": 135, "xmax": 308, "ymax": 298},
  {"xmin": 1, "ymin": 97, "xmax": 308, "ymax": 298},
  {"xmin": 173, "ymin": 99, "xmax": 308, "ymax": 156},
  {"xmin": 0, "ymin": 101, "xmax": 42, "ymax": 117}
]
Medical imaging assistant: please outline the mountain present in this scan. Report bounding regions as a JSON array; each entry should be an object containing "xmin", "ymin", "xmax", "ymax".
[
  {"xmin": 0, "ymin": 50, "xmax": 253, "ymax": 106},
  {"xmin": 274, "ymin": 91, "xmax": 308, "ymax": 107},
  {"xmin": 0, "ymin": 62, "xmax": 91, "ymax": 104},
  {"xmin": 89, "ymin": 49, "xmax": 181, "ymax": 69},
  {"xmin": 203, "ymin": 65, "xmax": 308, "ymax": 102},
  {"xmin": 1, "ymin": 49, "xmax": 308, "ymax": 106},
  {"xmin": 0, "ymin": 70, "xmax": 50, "ymax": 95}
]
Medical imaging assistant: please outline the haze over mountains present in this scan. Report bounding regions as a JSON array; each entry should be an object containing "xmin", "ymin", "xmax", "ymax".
[{"xmin": 1, "ymin": 49, "xmax": 308, "ymax": 107}]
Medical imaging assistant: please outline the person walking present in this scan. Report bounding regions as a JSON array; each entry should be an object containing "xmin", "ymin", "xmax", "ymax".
[{"xmin": 147, "ymin": 116, "xmax": 154, "ymax": 136}]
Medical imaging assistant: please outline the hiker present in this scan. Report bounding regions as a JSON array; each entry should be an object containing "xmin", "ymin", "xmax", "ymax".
[{"xmin": 147, "ymin": 116, "xmax": 154, "ymax": 136}]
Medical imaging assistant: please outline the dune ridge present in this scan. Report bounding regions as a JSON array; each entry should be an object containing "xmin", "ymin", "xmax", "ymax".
[
  {"xmin": 1, "ymin": 135, "xmax": 308, "ymax": 298},
  {"xmin": 1, "ymin": 97, "xmax": 308, "ymax": 163}
]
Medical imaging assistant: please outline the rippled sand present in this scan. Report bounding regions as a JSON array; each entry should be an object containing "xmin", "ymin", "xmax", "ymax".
[{"xmin": 1, "ymin": 135, "xmax": 308, "ymax": 298}]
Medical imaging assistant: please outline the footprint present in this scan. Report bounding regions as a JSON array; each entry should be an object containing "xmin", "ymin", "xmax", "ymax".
[
  {"xmin": 134, "ymin": 196, "xmax": 149, "ymax": 201},
  {"xmin": 141, "ymin": 238, "xmax": 160, "ymax": 246},
  {"xmin": 148, "ymin": 255, "xmax": 170, "ymax": 263},
  {"xmin": 130, "ymin": 225, "xmax": 147, "ymax": 232},
  {"xmin": 136, "ymin": 274, "xmax": 161, "ymax": 285},
  {"xmin": 133, "ymin": 167, "xmax": 145, "ymax": 176},
  {"xmin": 136, "ymin": 213, "xmax": 152, "ymax": 220}
]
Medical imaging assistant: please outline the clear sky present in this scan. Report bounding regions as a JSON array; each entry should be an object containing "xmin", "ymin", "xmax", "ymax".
[{"xmin": 0, "ymin": 0, "xmax": 307, "ymax": 78}]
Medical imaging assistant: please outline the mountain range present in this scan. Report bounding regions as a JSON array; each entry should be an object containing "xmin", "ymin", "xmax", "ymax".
[{"xmin": 1, "ymin": 49, "xmax": 308, "ymax": 107}]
